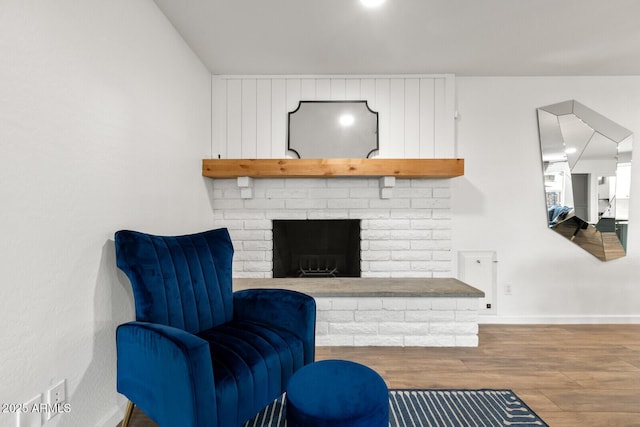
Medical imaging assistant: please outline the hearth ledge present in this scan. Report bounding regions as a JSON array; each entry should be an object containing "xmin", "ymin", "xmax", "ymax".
[{"xmin": 233, "ymin": 277, "xmax": 484, "ymax": 298}]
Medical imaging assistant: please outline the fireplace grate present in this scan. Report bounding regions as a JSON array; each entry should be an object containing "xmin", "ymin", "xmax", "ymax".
[{"xmin": 297, "ymin": 254, "xmax": 342, "ymax": 278}]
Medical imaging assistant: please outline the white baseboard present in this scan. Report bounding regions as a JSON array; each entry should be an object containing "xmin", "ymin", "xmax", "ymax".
[{"xmin": 479, "ymin": 314, "xmax": 640, "ymax": 324}]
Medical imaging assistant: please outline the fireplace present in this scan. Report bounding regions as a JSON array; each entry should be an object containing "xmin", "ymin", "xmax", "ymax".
[{"xmin": 273, "ymin": 219, "xmax": 361, "ymax": 278}]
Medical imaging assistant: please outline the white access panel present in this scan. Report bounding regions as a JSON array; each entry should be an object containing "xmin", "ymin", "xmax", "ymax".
[{"xmin": 458, "ymin": 251, "xmax": 497, "ymax": 314}]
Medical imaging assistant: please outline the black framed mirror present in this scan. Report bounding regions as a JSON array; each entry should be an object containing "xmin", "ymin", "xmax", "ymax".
[
  {"xmin": 538, "ymin": 100, "xmax": 633, "ymax": 261},
  {"xmin": 287, "ymin": 100, "xmax": 378, "ymax": 158}
]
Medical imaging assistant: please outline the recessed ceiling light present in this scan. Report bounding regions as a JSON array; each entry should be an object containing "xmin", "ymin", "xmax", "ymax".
[
  {"xmin": 565, "ymin": 147, "xmax": 577, "ymax": 154},
  {"xmin": 360, "ymin": 0, "xmax": 386, "ymax": 8}
]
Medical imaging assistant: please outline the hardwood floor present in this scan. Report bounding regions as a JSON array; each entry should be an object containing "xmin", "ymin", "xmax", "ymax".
[{"xmin": 120, "ymin": 324, "xmax": 640, "ymax": 427}]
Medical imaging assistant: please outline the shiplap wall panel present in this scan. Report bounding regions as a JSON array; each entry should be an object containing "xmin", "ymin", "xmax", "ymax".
[
  {"xmin": 375, "ymin": 78, "xmax": 391, "ymax": 157},
  {"xmin": 420, "ymin": 78, "xmax": 436, "ymax": 157},
  {"xmin": 434, "ymin": 78, "xmax": 446, "ymax": 158},
  {"xmin": 286, "ymin": 79, "xmax": 301, "ymax": 114},
  {"xmin": 316, "ymin": 79, "xmax": 331, "ymax": 99},
  {"xmin": 226, "ymin": 79, "xmax": 242, "ymax": 158},
  {"xmin": 301, "ymin": 78, "xmax": 316, "ymax": 99},
  {"xmin": 241, "ymin": 79, "xmax": 257, "ymax": 158},
  {"xmin": 256, "ymin": 79, "xmax": 272, "ymax": 158},
  {"xmin": 389, "ymin": 79, "xmax": 405, "ymax": 158},
  {"xmin": 434, "ymin": 77, "xmax": 456, "ymax": 158},
  {"xmin": 211, "ymin": 75, "xmax": 455, "ymax": 159},
  {"xmin": 346, "ymin": 79, "xmax": 361, "ymax": 99},
  {"xmin": 360, "ymin": 79, "xmax": 377, "ymax": 156},
  {"xmin": 361, "ymin": 78, "xmax": 376, "ymax": 110},
  {"xmin": 331, "ymin": 78, "xmax": 346, "ymax": 100},
  {"xmin": 212, "ymin": 76, "xmax": 227, "ymax": 158},
  {"xmin": 405, "ymin": 78, "xmax": 420, "ymax": 158},
  {"xmin": 443, "ymin": 76, "xmax": 456, "ymax": 157},
  {"xmin": 271, "ymin": 79, "xmax": 286, "ymax": 157}
]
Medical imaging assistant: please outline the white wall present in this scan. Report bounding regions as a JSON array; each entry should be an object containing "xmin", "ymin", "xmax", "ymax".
[
  {"xmin": 0, "ymin": 1, "xmax": 212, "ymax": 426},
  {"xmin": 212, "ymin": 75, "xmax": 456, "ymax": 159},
  {"xmin": 453, "ymin": 77, "xmax": 640, "ymax": 323}
]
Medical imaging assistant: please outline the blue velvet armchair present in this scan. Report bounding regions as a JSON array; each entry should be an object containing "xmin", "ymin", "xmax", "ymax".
[{"xmin": 114, "ymin": 228, "xmax": 316, "ymax": 427}]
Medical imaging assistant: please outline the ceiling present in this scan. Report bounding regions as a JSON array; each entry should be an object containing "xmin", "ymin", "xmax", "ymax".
[{"xmin": 153, "ymin": 0, "xmax": 640, "ymax": 76}]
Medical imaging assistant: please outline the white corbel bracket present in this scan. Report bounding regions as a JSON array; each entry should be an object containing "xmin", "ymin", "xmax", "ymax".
[
  {"xmin": 237, "ymin": 176, "xmax": 254, "ymax": 199},
  {"xmin": 379, "ymin": 176, "xmax": 396, "ymax": 199}
]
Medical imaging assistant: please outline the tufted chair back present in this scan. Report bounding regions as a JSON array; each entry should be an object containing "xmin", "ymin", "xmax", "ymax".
[{"xmin": 115, "ymin": 228, "xmax": 234, "ymax": 334}]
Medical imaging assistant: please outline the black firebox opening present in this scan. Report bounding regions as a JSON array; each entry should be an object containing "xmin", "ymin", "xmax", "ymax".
[{"xmin": 273, "ymin": 219, "xmax": 361, "ymax": 278}]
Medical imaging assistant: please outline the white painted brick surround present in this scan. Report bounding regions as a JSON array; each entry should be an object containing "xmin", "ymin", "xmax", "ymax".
[
  {"xmin": 315, "ymin": 297, "xmax": 479, "ymax": 347},
  {"xmin": 210, "ymin": 177, "xmax": 478, "ymax": 346},
  {"xmin": 210, "ymin": 177, "xmax": 452, "ymax": 278}
]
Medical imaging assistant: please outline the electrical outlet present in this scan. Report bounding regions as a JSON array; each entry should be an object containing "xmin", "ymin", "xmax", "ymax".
[
  {"xmin": 45, "ymin": 380, "xmax": 66, "ymax": 421},
  {"xmin": 17, "ymin": 394, "xmax": 41, "ymax": 427}
]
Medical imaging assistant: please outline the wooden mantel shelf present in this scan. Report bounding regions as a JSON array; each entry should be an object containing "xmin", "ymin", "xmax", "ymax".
[{"xmin": 202, "ymin": 158, "xmax": 464, "ymax": 179}]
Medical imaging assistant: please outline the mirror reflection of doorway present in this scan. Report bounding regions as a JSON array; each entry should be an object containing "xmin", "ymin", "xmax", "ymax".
[{"xmin": 572, "ymin": 173, "xmax": 589, "ymax": 221}]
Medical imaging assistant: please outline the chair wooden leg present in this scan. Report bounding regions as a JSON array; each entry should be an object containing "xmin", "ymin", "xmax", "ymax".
[{"xmin": 121, "ymin": 401, "xmax": 135, "ymax": 427}]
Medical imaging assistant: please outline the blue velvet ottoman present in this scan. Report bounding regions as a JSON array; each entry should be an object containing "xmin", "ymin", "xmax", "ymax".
[{"xmin": 285, "ymin": 359, "xmax": 389, "ymax": 427}]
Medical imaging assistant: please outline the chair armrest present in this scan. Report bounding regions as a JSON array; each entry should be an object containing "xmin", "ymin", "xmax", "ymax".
[
  {"xmin": 116, "ymin": 321, "xmax": 217, "ymax": 427},
  {"xmin": 233, "ymin": 289, "xmax": 316, "ymax": 364}
]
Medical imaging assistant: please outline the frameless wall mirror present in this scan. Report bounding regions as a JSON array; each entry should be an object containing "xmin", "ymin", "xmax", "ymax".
[
  {"xmin": 287, "ymin": 101, "xmax": 378, "ymax": 158},
  {"xmin": 537, "ymin": 100, "xmax": 633, "ymax": 261}
]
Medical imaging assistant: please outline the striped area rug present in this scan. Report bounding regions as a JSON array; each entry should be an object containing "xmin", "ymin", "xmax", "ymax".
[
  {"xmin": 244, "ymin": 389, "xmax": 548, "ymax": 427},
  {"xmin": 389, "ymin": 390, "xmax": 547, "ymax": 426}
]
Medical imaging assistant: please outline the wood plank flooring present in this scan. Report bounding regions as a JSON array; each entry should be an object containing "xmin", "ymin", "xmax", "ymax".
[{"xmin": 120, "ymin": 324, "xmax": 640, "ymax": 427}]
